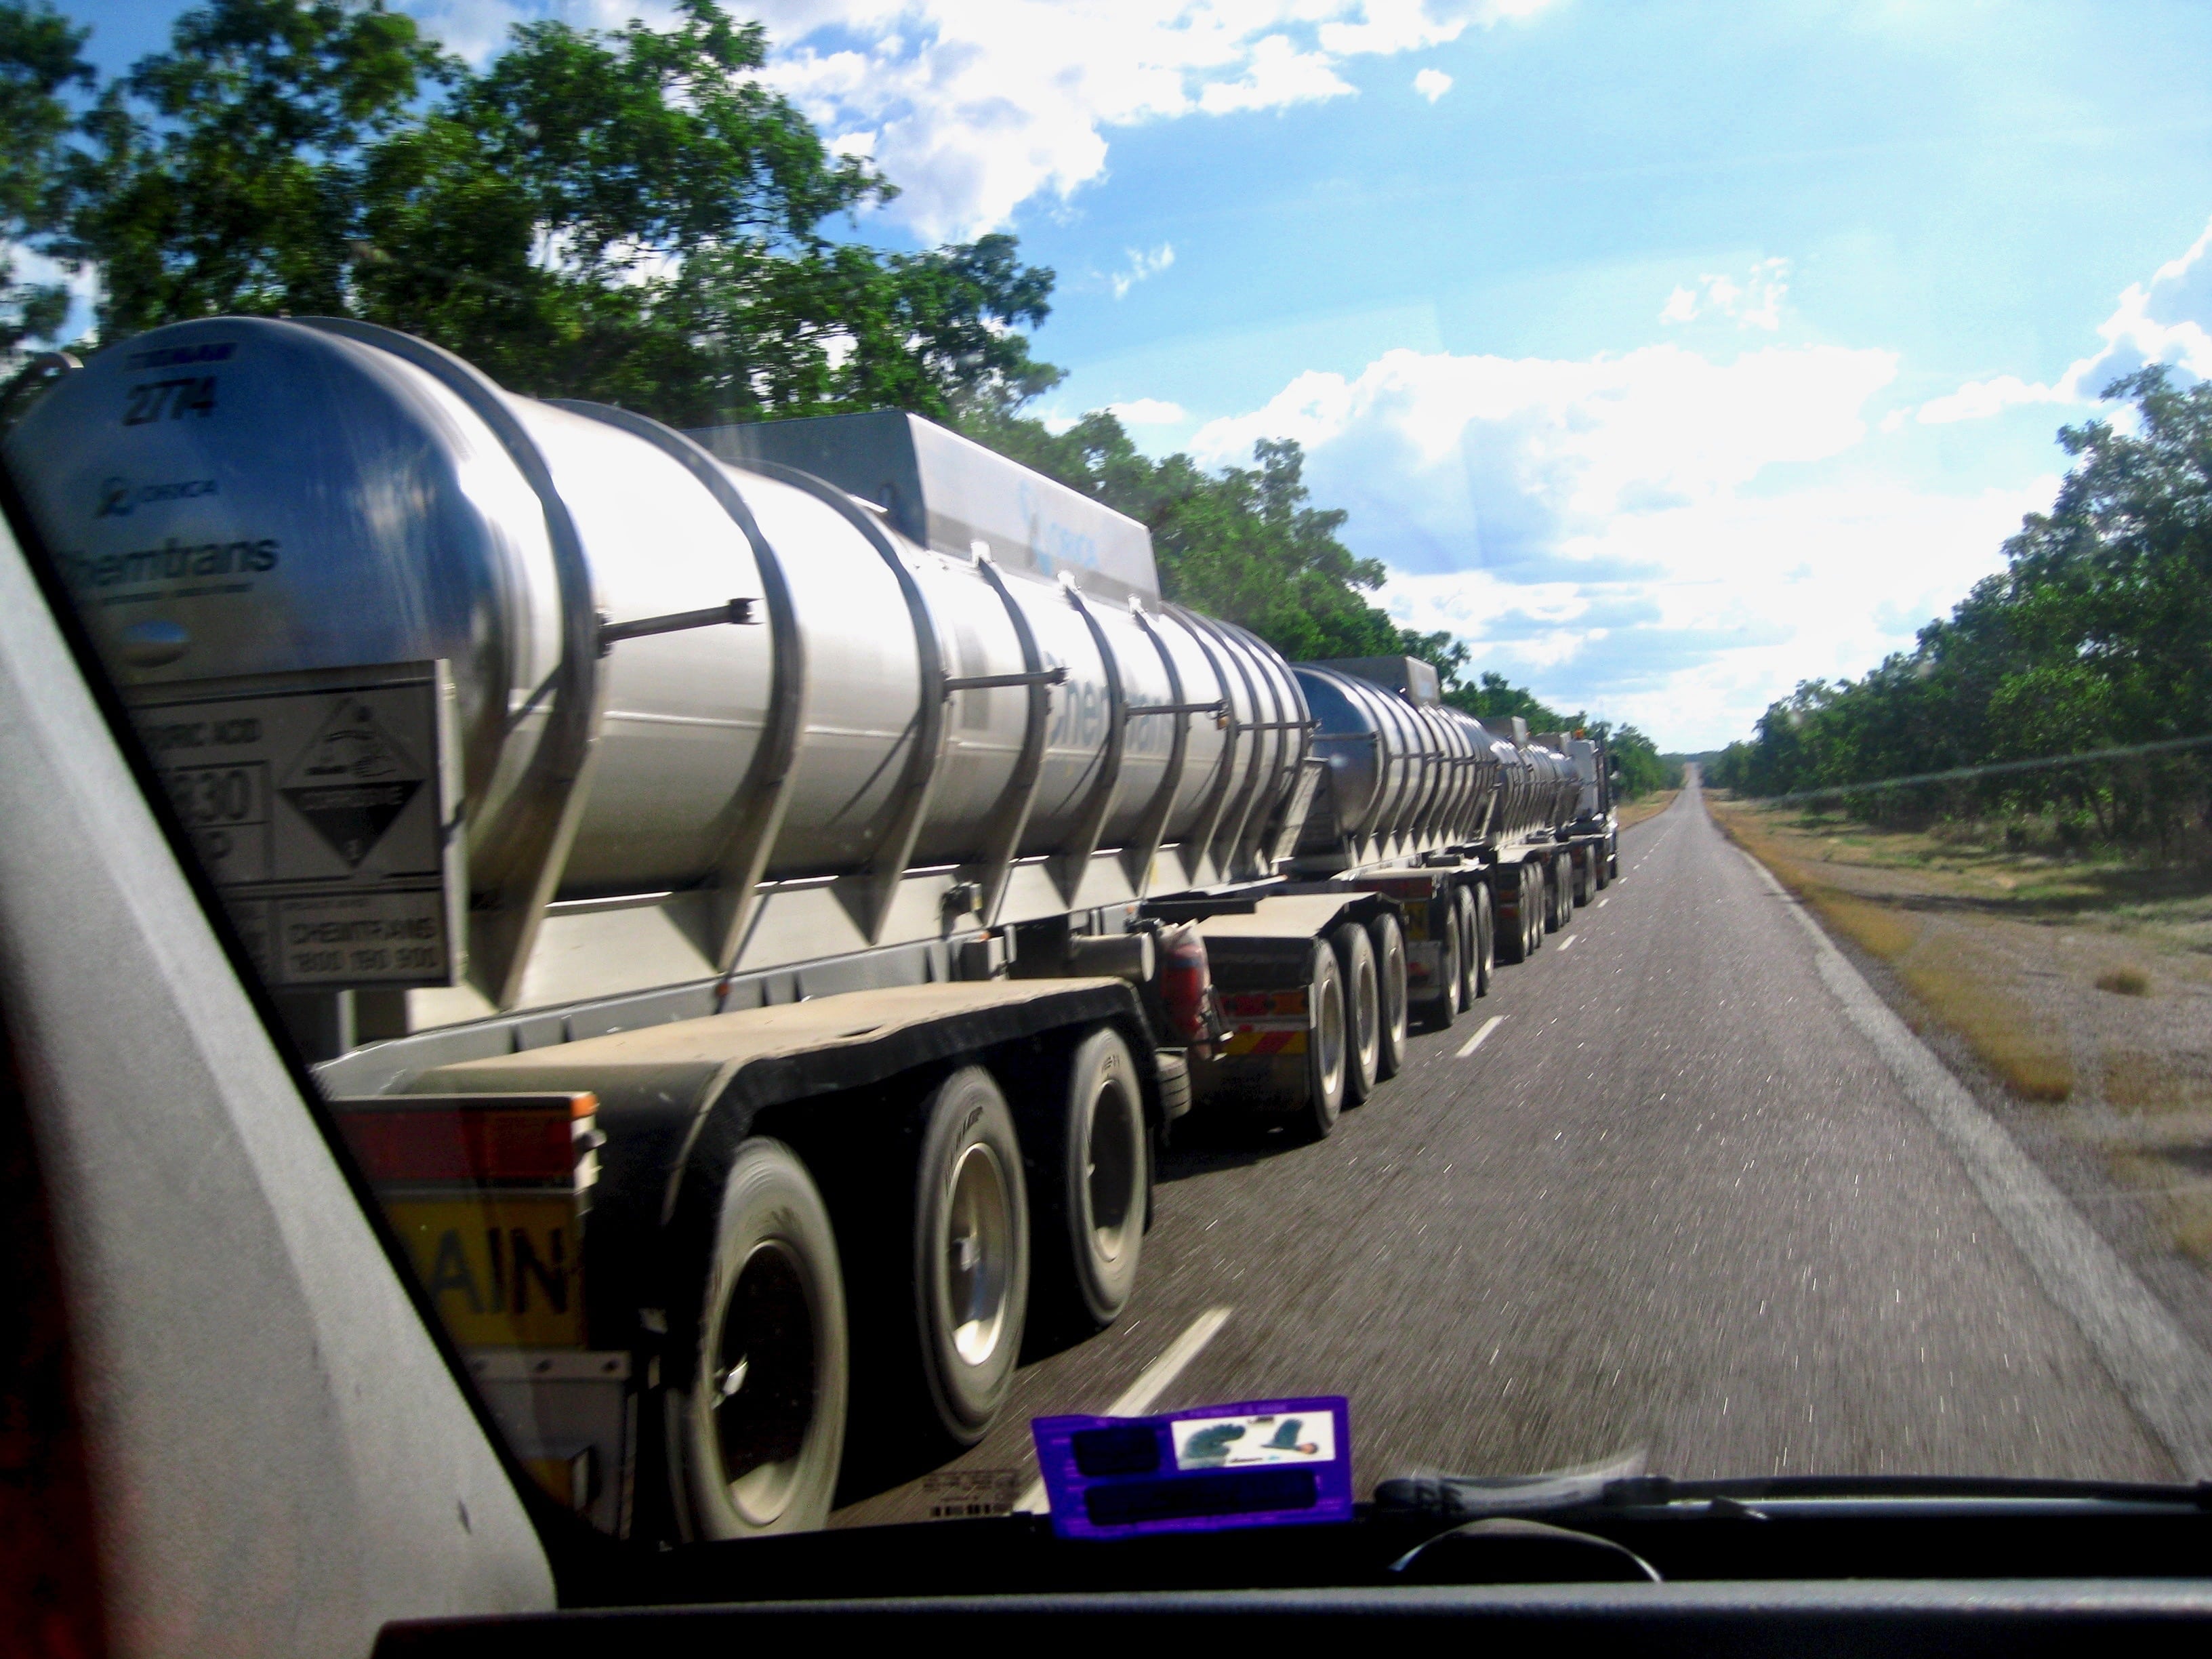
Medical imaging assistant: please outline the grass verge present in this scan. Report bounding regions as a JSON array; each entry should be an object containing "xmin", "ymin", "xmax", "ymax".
[
  {"xmin": 1711, "ymin": 804, "xmax": 2075, "ymax": 1103},
  {"xmin": 1617, "ymin": 790, "xmax": 1679, "ymax": 830}
]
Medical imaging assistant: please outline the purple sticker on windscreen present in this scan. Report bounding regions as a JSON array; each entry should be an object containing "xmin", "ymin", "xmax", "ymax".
[{"xmin": 1030, "ymin": 1396, "xmax": 1353, "ymax": 1538}]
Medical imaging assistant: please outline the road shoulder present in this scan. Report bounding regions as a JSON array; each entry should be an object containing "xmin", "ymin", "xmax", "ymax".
[{"xmin": 1717, "ymin": 796, "xmax": 2212, "ymax": 1476}]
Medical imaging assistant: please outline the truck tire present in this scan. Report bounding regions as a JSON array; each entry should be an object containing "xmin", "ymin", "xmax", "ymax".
[
  {"xmin": 1524, "ymin": 863, "xmax": 1545, "ymax": 955},
  {"xmin": 1573, "ymin": 846, "xmax": 1595, "ymax": 907},
  {"xmin": 1471, "ymin": 878, "xmax": 1496, "ymax": 999},
  {"xmin": 1332, "ymin": 920, "xmax": 1380, "ymax": 1107},
  {"xmin": 1493, "ymin": 865, "xmax": 1527, "ymax": 966},
  {"xmin": 1367, "ymin": 911, "xmax": 1409, "ymax": 1080},
  {"xmin": 1039, "ymin": 1028, "xmax": 1147, "ymax": 1328},
  {"xmin": 1451, "ymin": 884, "xmax": 1479, "ymax": 1011},
  {"xmin": 1594, "ymin": 844, "xmax": 1609, "ymax": 890},
  {"xmin": 670, "ymin": 1139, "xmax": 849, "ymax": 1539},
  {"xmin": 1422, "ymin": 895, "xmax": 1462, "ymax": 1028},
  {"xmin": 1547, "ymin": 852, "xmax": 1571, "ymax": 932},
  {"xmin": 911, "ymin": 1067, "xmax": 1029, "ymax": 1443},
  {"xmin": 1300, "ymin": 940, "xmax": 1349, "ymax": 1138}
]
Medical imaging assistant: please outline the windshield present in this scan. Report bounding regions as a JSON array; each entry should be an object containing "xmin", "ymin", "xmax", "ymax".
[{"xmin": 5, "ymin": 0, "xmax": 2209, "ymax": 1576}]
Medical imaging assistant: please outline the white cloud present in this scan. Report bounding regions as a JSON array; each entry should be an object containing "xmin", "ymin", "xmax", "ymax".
[
  {"xmin": 1195, "ymin": 34, "xmax": 1355, "ymax": 115},
  {"xmin": 2, "ymin": 242, "xmax": 100, "ymax": 348},
  {"xmin": 403, "ymin": 3, "xmax": 1562, "ymax": 237},
  {"xmin": 1412, "ymin": 67, "xmax": 1454, "ymax": 102},
  {"xmin": 1656, "ymin": 258, "xmax": 1790, "ymax": 331},
  {"xmin": 754, "ymin": 1, "xmax": 1559, "ymax": 239},
  {"xmin": 1184, "ymin": 329, "xmax": 2060, "ymax": 747},
  {"xmin": 1376, "ymin": 478, "xmax": 2047, "ymax": 748},
  {"xmin": 1107, "ymin": 396, "xmax": 1189, "ymax": 424},
  {"xmin": 1911, "ymin": 373, "xmax": 2064, "ymax": 426},
  {"xmin": 1911, "ymin": 214, "xmax": 2212, "ymax": 424},
  {"xmin": 1110, "ymin": 241, "xmax": 1176, "ymax": 300}
]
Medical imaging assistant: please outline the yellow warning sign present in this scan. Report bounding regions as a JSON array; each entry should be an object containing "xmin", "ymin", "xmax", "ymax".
[{"xmin": 384, "ymin": 1194, "xmax": 583, "ymax": 1348}]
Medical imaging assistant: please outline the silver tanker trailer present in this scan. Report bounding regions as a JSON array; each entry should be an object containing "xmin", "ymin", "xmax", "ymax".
[{"xmin": 0, "ymin": 315, "xmax": 1613, "ymax": 1545}]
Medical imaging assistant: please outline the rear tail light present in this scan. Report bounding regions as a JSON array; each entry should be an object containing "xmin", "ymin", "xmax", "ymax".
[
  {"xmin": 335, "ymin": 1093, "xmax": 596, "ymax": 1187},
  {"xmin": 1157, "ymin": 923, "xmax": 1214, "ymax": 1043},
  {"xmin": 328, "ymin": 1093, "xmax": 600, "ymax": 1349}
]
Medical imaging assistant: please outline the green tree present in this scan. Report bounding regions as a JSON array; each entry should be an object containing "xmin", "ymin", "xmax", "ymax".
[
  {"xmin": 0, "ymin": 0, "xmax": 91, "ymax": 356},
  {"xmin": 67, "ymin": 0, "xmax": 441, "ymax": 337},
  {"xmin": 1719, "ymin": 368, "xmax": 2212, "ymax": 848},
  {"xmin": 1446, "ymin": 670, "xmax": 1576, "ymax": 732},
  {"xmin": 54, "ymin": 0, "xmax": 1059, "ymax": 426}
]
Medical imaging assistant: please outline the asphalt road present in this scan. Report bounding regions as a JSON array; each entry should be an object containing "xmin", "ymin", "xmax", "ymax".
[{"xmin": 836, "ymin": 777, "xmax": 2184, "ymax": 1525}]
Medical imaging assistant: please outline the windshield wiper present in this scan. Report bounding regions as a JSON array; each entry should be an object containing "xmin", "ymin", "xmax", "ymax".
[{"xmin": 1375, "ymin": 1469, "xmax": 2212, "ymax": 1521}]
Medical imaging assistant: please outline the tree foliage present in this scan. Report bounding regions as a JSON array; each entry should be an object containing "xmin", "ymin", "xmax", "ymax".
[
  {"xmin": 0, "ymin": 0, "xmax": 90, "ymax": 355},
  {"xmin": 25, "ymin": 0, "xmax": 1060, "ymax": 426},
  {"xmin": 1709, "ymin": 367, "xmax": 2212, "ymax": 850}
]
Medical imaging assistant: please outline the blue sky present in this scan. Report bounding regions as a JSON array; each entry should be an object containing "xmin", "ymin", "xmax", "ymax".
[{"xmin": 48, "ymin": 1, "xmax": 2212, "ymax": 747}]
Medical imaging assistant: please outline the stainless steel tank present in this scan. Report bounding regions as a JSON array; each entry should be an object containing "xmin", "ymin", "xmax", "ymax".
[
  {"xmin": 3, "ymin": 317, "xmax": 1309, "ymax": 943},
  {"xmin": 1289, "ymin": 663, "xmax": 1505, "ymax": 862}
]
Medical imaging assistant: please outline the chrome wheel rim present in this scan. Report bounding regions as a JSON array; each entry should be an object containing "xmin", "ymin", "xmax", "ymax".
[
  {"xmin": 1354, "ymin": 958, "xmax": 1378, "ymax": 1071},
  {"xmin": 1085, "ymin": 1079, "xmax": 1139, "ymax": 1267},
  {"xmin": 1317, "ymin": 972, "xmax": 1345, "ymax": 1098},
  {"xmin": 710, "ymin": 1240, "xmax": 817, "ymax": 1525},
  {"xmin": 945, "ymin": 1142, "xmax": 1013, "ymax": 1367}
]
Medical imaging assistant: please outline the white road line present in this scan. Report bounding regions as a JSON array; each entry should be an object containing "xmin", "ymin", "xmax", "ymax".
[
  {"xmin": 1558, "ymin": 933, "xmax": 1577, "ymax": 951},
  {"xmin": 1597, "ymin": 897, "xmax": 1611, "ymax": 909},
  {"xmin": 1737, "ymin": 846, "xmax": 2212, "ymax": 1477},
  {"xmin": 1012, "ymin": 1307, "xmax": 1234, "ymax": 1513},
  {"xmin": 1456, "ymin": 1014, "xmax": 1506, "ymax": 1058}
]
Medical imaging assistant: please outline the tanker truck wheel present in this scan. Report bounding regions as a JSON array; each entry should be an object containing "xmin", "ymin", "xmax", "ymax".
[
  {"xmin": 910, "ymin": 1067, "xmax": 1030, "ymax": 1444},
  {"xmin": 1367, "ymin": 911, "xmax": 1409, "ymax": 1080},
  {"xmin": 1547, "ymin": 853, "xmax": 1572, "ymax": 932},
  {"xmin": 1420, "ymin": 898, "xmax": 1462, "ymax": 1028},
  {"xmin": 1493, "ymin": 868, "xmax": 1527, "ymax": 966},
  {"xmin": 1451, "ymin": 884, "xmax": 1479, "ymax": 1011},
  {"xmin": 1593, "ymin": 845, "xmax": 1609, "ymax": 891},
  {"xmin": 1573, "ymin": 847, "xmax": 1595, "ymax": 907},
  {"xmin": 670, "ymin": 1139, "xmax": 849, "ymax": 1540},
  {"xmin": 1524, "ymin": 863, "xmax": 1546, "ymax": 955},
  {"xmin": 1298, "ymin": 941, "xmax": 1349, "ymax": 1139},
  {"xmin": 1471, "ymin": 880, "xmax": 1496, "ymax": 999},
  {"xmin": 1033, "ymin": 1028, "xmax": 1148, "ymax": 1329},
  {"xmin": 1332, "ymin": 920, "xmax": 1381, "ymax": 1106}
]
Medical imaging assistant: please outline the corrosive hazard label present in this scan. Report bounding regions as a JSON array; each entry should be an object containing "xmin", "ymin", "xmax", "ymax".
[
  {"xmin": 281, "ymin": 697, "xmax": 425, "ymax": 867},
  {"xmin": 127, "ymin": 661, "xmax": 463, "ymax": 989}
]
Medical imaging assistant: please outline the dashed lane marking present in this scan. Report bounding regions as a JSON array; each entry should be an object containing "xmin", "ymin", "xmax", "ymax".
[
  {"xmin": 1558, "ymin": 934, "xmax": 1577, "ymax": 951},
  {"xmin": 1456, "ymin": 1015, "xmax": 1507, "ymax": 1059},
  {"xmin": 1013, "ymin": 1307, "xmax": 1234, "ymax": 1513},
  {"xmin": 1597, "ymin": 897, "xmax": 1611, "ymax": 909}
]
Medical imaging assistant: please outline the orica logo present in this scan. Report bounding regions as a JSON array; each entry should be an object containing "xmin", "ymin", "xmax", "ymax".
[{"xmin": 97, "ymin": 476, "xmax": 219, "ymax": 518}]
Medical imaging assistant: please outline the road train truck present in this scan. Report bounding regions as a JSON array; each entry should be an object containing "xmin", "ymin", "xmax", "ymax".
[{"xmin": 0, "ymin": 317, "xmax": 1606, "ymax": 1545}]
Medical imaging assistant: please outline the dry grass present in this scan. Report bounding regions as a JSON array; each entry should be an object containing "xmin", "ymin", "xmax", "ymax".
[
  {"xmin": 1617, "ymin": 790, "xmax": 1680, "ymax": 830},
  {"xmin": 1713, "ymin": 804, "xmax": 2074, "ymax": 1103},
  {"xmin": 2100, "ymin": 1052, "xmax": 2212, "ymax": 1115},
  {"xmin": 2110, "ymin": 1151, "xmax": 2212, "ymax": 1264},
  {"xmin": 2096, "ymin": 968, "xmax": 2152, "ymax": 996},
  {"xmin": 1896, "ymin": 933, "xmax": 2074, "ymax": 1104}
]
